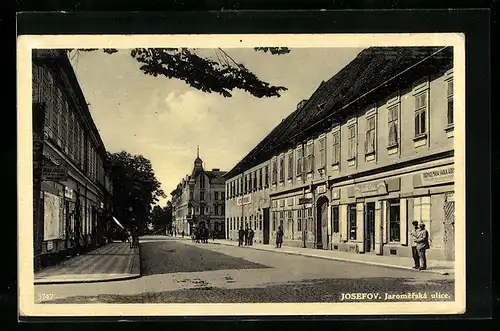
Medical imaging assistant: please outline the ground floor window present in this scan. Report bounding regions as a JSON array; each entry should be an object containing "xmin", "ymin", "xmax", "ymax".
[
  {"xmin": 388, "ymin": 200, "xmax": 401, "ymax": 242},
  {"xmin": 297, "ymin": 209, "xmax": 303, "ymax": 232},
  {"xmin": 272, "ymin": 212, "xmax": 276, "ymax": 231},
  {"xmin": 306, "ymin": 207, "xmax": 313, "ymax": 232},
  {"xmin": 348, "ymin": 204, "xmax": 357, "ymax": 240},
  {"xmin": 413, "ymin": 196, "xmax": 431, "ymax": 243},
  {"xmin": 331, "ymin": 205, "xmax": 339, "ymax": 233}
]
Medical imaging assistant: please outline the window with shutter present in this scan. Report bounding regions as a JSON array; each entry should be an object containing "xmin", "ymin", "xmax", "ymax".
[
  {"xmin": 365, "ymin": 117, "xmax": 376, "ymax": 154},
  {"xmin": 388, "ymin": 104, "xmax": 399, "ymax": 146},
  {"xmin": 279, "ymin": 157, "xmax": 285, "ymax": 182},
  {"xmin": 348, "ymin": 125, "xmax": 356, "ymax": 159},
  {"xmin": 306, "ymin": 142, "xmax": 314, "ymax": 172},
  {"xmin": 414, "ymin": 92, "xmax": 427, "ymax": 136},
  {"xmin": 296, "ymin": 146, "xmax": 303, "ymax": 176},
  {"xmin": 447, "ymin": 79, "xmax": 454, "ymax": 126},
  {"xmin": 332, "ymin": 132, "xmax": 340, "ymax": 165},
  {"xmin": 287, "ymin": 152, "xmax": 293, "ymax": 179},
  {"xmin": 318, "ymin": 137, "xmax": 326, "ymax": 169}
]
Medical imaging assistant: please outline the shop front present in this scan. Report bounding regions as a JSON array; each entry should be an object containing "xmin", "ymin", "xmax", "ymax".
[{"xmin": 332, "ymin": 162, "xmax": 455, "ymax": 262}]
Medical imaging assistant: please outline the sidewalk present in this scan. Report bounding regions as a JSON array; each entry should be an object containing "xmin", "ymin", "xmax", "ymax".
[
  {"xmin": 172, "ymin": 236, "xmax": 454, "ymax": 276},
  {"xmin": 34, "ymin": 242, "xmax": 141, "ymax": 285}
]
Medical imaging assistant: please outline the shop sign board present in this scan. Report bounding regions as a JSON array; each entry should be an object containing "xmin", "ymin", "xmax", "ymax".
[
  {"xmin": 354, "ymin": 181, "xmax": 388, "ymax": 197},
  {"xmin": 42, "ymin": 165, "xmax": 68, "ymax": 181},
  {"xmin": 237, "ymin": 194, "xmax": 252, "ymax": 206},
  {"xmin": 420, "ymin": 165, "xmax": 454, "ymax": 187},
  {"xmin": 298, "ymin": 198, "xmax": 313, "ymax": 205}
]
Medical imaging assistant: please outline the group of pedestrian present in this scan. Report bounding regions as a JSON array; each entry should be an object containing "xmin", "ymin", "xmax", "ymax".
[
  {"xmin": 126, "ymin": 226, "xmax": 139, "ymax": 249},
  {"xmin": 410, "ymin": 221, "xmax": 430, "ymax": 270},
  {"xmin": 238, "ymin": 223, "xmax": 255, "ymax": 247},
  {"xmin": 192, "ymin": 227, "xmax": 211, "ymax": 243}
]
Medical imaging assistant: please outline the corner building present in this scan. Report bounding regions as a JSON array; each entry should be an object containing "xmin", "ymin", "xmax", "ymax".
[
  {"xmin": 171, "ymin": 150, "xmax": 227, "ymax": 238},
  {"xmin": 225, "ymin": 47, "xmax": 455, "ymax": 261}
]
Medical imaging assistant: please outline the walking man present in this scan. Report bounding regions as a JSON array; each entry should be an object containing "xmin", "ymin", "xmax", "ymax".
[
  {"xmin": 410, "ymin": 221, "xmax": 420, "ymax": 269},
  {"xmin": 415, "ymin": 221, "xmax": 430, "ymax": 270}
]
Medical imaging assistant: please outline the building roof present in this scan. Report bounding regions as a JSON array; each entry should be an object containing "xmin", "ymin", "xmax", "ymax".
[
  {"xmin": 205, "ymin": 170, "xmax": 228, "ymax": 184},
  {"xmin": 224, "ymin": 46, "xmax": 453, "ymax": 179}
]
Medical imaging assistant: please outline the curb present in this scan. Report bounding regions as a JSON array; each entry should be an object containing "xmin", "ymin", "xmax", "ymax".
[
  {"xmin": 34, "ymin": 273, "xmax": 142, "ymax": 285},
  {"xmin": 35, "ymin": 244, "xmax": 143, "ymax": 285},
  {"xmin": 180, "ymin": 238, "xmax": 452, "ymax": 276}
]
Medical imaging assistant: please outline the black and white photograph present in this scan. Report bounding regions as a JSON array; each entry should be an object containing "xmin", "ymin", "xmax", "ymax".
[{"xmin": 18, "ymin": 33, "xmax": 465, "ymax": 316}]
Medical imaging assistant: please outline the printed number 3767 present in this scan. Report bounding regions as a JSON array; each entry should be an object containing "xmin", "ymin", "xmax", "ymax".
[{"xmin": 37, "ymin": 293, "xmax": 54, "ymax": 301}]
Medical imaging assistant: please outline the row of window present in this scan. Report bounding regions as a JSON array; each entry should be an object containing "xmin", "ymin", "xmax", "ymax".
[
  {"xmin": 226, "ymin": 196, "xmax": 432, "ymax": 244},
  {"xmin": 189, "ymin": 190, "xmax": 225, "ymax": 201},
  {"xmin": 33, "ymin": 64, "xmax": 107, "ymax": 187},
  {"xmin": 226, "ymin": 167, "xmax": 270, "ymax": 198},
  {"xmin": 225, "ymin": 78, "xmax": 454, "ymax": 196}
]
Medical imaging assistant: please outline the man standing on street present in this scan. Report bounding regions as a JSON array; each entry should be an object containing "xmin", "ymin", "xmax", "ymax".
[
  {"xmin": 244, "ymin": 223, "xmax": 249, "ymax": 246},
  {"xmin": 415, "ymin": 221, "xmax": 430, "ymax": 271},
  {"xmin": 238, "ymin": 226, "xmax": 244, "ymax": 247},
  {"xmin": 410, "ymin": 221, "xmax": 420, "ymax": 269}
]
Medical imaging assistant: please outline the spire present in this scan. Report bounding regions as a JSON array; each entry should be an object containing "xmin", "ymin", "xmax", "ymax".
[{"xmin": 197, "ymin": 145, "xmax": 199, "ymax": 158}]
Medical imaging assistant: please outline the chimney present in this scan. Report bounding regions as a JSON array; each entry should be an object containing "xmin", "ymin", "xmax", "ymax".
[{"xmin": 297, "ymin": 99, "xmax": 308, "ymax": 110}]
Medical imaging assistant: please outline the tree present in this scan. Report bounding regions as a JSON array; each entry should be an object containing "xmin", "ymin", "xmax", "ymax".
[
  {"xmin": 105, "ymin": 151, "xmax": 166, "ymax": 231},
  {"xmin": 150, "ymin": 202, "xmax": 173, "ymax": 233},
  {"xmin": 67, "ymin": 47, "xmax": 290, "ymax": 98}
]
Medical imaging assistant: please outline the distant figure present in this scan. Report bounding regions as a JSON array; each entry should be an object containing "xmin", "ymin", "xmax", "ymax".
[
  {"xmin": 276, "ymin": 225, "xmax": 284, "ymax": 248},
  {"xmin": 131, "ymin": 227, "xmax": 139, "ymax": 248},
  {"xmin": 238, "ymin": 226, "xmax": 244, "ymax": 247},
  {"xmin": 212, "ymin": 230, "xmax": 216, "ymax": 241},
  {"xmin": 416, "ymin": 222, "xmax": 430, "ymax": 271},
  {"xmin": 182, "ymin": 230, "xmax": 185, "ymax": 238},
  {"xmin": 410, "ymin": 221, "xmax": 420, "ymax": 269},
  {"xmin": 249, "ymin": 227, "xmax": 254, "ymax": 246},
  {"xmin": 244, "ymin": 224, "xmax": 249, "ymax": 246}
]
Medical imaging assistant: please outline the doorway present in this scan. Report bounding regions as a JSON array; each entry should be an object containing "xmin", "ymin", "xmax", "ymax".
[
  {"xmin": 444, "ymin": 197, "xmax": 455, "ymax": 261},
  {"xmin": 262, "ymin": 208, "xmax": 270, "ymax": 244},
  {"xmin": 316, "ymin": 196, "xmax": 329, "ymax": 249},
  {"xmin": 364, "ymin": 202, "xmax": 376, "ymax": 252}
]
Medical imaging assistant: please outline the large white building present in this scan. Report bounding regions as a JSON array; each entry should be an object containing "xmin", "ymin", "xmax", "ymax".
[{"xmin": 224, "ymin": 46, "xmax": 455, "ymax": 261}]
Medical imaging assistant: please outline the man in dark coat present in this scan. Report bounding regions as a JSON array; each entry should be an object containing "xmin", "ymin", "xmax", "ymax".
[
  {"xmin": 238, "ymin": 226, "xmax": 244, "ymax": 247},
  {"xmin": 415, "ymin": 222, "xmax": 430, "ymax": 270},
  {"xmin": 410, "ymin": 221, "xmax": 420, "ymax": 269},
  {"xmin": 244, "ymin": 224, "xmax": 249, "ymax": 246}
]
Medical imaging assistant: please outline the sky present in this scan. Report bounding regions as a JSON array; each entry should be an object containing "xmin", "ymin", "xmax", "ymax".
[{"xmin": 69, "ymin": 47, "xmax": 365, "ymax": 206}]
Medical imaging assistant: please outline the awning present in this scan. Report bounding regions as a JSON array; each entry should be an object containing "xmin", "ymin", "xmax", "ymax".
[{"xmin": 112, "ymin": 216, "xmax": 125, "ymax": 229}]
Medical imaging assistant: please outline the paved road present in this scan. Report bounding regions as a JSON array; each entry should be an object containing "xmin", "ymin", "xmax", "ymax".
[{"xmin": 36, "ymin": 236, "xmax": 454, "ymax": 304}]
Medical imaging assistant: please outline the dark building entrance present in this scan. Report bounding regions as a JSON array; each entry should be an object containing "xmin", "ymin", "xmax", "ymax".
[
  {"xmin": 316, "ymin": 196, "xmax": 329, "ymax": 250},
  {"xmin": 364, "ymin": 202, "xmax": 376, "ymax": 252},
  {"xmin": 262, "ymin": 208, "xmax": 270, "ymax": 244}
]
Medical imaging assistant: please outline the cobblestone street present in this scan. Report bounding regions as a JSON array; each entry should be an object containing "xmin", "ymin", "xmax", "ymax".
[{"xmin": 36, "ymin": 236, "xmax": 454, "ymax": 304}]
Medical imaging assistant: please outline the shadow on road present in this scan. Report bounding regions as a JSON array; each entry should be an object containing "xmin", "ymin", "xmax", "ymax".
[{"xmin": 139, "ymin": 240, "xmax": 271, "ymax": 276}]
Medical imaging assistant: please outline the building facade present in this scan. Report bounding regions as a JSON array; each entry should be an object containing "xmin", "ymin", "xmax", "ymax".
[
  {"xmin": 225, "ymin": 47, "xmax": 455, "ymax": 261},
  {"xmin": 32, "ymin": 49, "xmax": 113, "ymax": 270},
  {"xmin": 171, "ymin": 149, "xmax": 227, "ymax": 238}
]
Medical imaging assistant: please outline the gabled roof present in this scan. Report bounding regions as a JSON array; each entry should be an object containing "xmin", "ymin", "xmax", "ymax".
[
  {"xmin": 224, "ymin": 46, "xmax": 453, "ymax": 179},
  {"xmin": 205, "ymin": 170, "xmax": 227, "ymax": 184}
]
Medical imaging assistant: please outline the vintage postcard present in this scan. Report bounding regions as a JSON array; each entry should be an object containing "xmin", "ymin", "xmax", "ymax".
[{"xmin": 18, "ymin": 33, "xmax": 465, "ymax": 317}]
